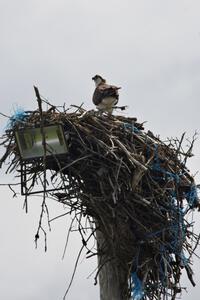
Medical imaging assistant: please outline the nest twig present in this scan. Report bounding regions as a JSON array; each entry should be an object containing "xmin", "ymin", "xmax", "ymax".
[{"xmin": 0, "ymin": 91, "xmax": 199, "ymax": 300}]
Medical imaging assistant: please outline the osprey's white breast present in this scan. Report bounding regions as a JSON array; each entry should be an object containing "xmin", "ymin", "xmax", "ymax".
[
  {"xmin": 92, "ymin": 75, "xmax": 121, "ymax": 114},
  {"xmin": 97, "ymin": 97, "xmax": 118, "ymax": 111}
]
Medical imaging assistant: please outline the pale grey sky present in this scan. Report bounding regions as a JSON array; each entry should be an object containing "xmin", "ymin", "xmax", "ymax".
[{"xmin": 0, "ymin": 1, "xmax": 200, "ymax": 299}]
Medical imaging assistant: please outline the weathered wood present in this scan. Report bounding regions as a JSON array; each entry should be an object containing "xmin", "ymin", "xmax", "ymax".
[{"xmin": 96, "ymin": 230, "xmax": 129, "ymax": 300}]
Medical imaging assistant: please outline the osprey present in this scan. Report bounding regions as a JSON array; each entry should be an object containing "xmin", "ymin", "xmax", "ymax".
[{"xmin": 92, "ymin": 75, "xmax": 121, "ymax": 114}]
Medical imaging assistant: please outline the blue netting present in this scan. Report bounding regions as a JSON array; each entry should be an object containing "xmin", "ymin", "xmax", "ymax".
[
  {"xmin": 185, "ymin": 185, "xmax": 199, "ymax": 208},
  {"xmin": 180, "ymin": 251, "xmax": 189, "ymax": 267},
  {"xmin": 151, "ymin": 144, "xmax": 180, "ymax": 183},
  {"xmin": 131, "ymin": 272, "xmax": 144, "ymax": 300},
  {"xmin": 7, "ymin": 107, "xmax": 28, "ymax": 128},
  {"xmin": 124, "ymin": 123, "xmax": 141, "ymax": 134}
]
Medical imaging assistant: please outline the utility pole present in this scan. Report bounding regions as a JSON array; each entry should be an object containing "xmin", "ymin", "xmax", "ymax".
[{"xmin": 96, "ymin": 230, "xmax": 129, "ymax": 300}]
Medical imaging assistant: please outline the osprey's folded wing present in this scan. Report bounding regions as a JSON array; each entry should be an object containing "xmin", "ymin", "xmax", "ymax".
[{"xmin": 92, "ymin": 84, "xmax": 121, "ymax": 106}]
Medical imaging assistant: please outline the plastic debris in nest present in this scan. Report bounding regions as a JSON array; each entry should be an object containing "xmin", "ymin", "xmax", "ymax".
[
  {"xmin": 131, "ymin": 272, "xmax": 145, "ymax": 300},
  {"xmin": 7, "ymin": 107, "xmax": 28, "ymax": 129},
  {"xmin": 0, "ymin": 94, "xmax": 200, "ymax": 300}
]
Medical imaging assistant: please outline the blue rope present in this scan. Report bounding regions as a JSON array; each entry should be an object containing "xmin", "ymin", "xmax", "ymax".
[
  {"xmin": 129, "ymin": 132, "xmax": 196, "ymax": 294},
  {"xmin": 7, "ymin": 107, "xmax": 28, "ymax": 128},
  {"xmin": 185, "ymin": 185, "xmax": 199, "ymax": 208},
  {"xmin": 131, "ymin": 272, "xmax": 144, "ymax": 300},
  {"xmin": 123, "ymin": 123, "xmax": 141, "ymax": 134},
  {"xmin": 151, "ymin": 145, "xmax": 180, "ymax": 183},
  {"xmin": 180, "ymin": 251, "xmax": 189, "ymax": 267}
]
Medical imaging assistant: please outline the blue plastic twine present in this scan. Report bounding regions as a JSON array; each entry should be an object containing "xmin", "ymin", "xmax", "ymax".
[
  {"xmin": 7, "ymin": 107, "xmax": 28, "ymax": 128},
  {"xmin": 186, "ymin": 185, "xmax": 199, "ymax": 208},
  {"xmin": 131, "ymin": 272, "xmax": 144, "ymax": 300}
]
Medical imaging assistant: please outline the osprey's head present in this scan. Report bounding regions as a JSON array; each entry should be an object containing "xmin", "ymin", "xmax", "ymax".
[{"xmin": 92, "ymin": 75, "xmax": 106, "ymax": 87}]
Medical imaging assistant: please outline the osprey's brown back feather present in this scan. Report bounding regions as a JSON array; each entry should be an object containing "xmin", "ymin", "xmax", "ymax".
[{"xmin": 92, "ymin": 83, "xmax": 121, "ymax": 106}]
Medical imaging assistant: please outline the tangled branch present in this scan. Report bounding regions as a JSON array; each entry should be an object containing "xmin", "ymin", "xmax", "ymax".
[{"xmin": 0, "ymin": 92, "xmax": 199, "ymax": 300}]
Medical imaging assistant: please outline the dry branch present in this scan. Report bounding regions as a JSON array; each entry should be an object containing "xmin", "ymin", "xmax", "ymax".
[{"xmin": 0, "ymin": 93, "xmax": 199, "ymax": 300}]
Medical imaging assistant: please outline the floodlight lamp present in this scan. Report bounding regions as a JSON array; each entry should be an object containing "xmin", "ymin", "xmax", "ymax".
[{"xmin": 15, "ymin": 125, "xmax": 68, "ymax": 160}]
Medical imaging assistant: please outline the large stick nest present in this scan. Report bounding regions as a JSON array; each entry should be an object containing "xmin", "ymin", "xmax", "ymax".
[{"xmin": 0, "ymin": 97, "xmax": 200, "ymax": 300}]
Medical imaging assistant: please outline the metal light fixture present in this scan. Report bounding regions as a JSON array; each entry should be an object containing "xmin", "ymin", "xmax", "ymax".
[{"xmin": 15, "ymin": 124, "xmax": 68, "ymax": 160}]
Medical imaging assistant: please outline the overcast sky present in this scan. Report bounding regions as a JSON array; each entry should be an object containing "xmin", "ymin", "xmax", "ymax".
[{"xmin": 1, "ymin": 1, "xmax": 200, "ymax": 299}]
